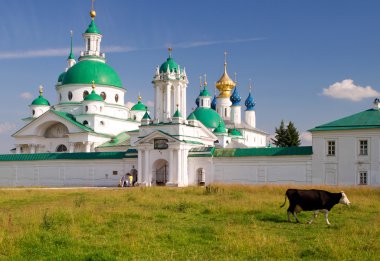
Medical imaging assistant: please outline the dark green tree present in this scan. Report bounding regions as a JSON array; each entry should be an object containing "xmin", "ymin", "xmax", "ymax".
[
  {"xmin": 271, "ymin": 120, "xmax": 287, "ymax": 147},
  {"xmin": 285, "ymin": 121, "xmax": 301, "ymax": 147},
  {"xmin": 271, "ymin": 120, "xmax": 301, "ymax": 147}
]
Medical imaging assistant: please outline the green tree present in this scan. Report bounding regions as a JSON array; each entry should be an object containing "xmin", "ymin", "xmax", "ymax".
[
  {"xmin": 271, "ymin": 120, "xmax": 287, "ymax": 147},
  {"xmin": 271, "ymin": 120, "xmax": 301, "ymax": 147},
  {"xmin": 286, "ymin": 121, "xmax": 301, "ymax": 147}
]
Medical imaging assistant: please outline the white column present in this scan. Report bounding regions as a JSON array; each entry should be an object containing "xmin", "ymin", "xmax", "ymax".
[
  {"xmin": 166, "ymin": 84, "xmax": 171, "ymax": 121},
  {"xmin": 231, "ymin": 106, "xmax": 241, "ymax": 125},
  {"xmin": 177, "ymin": 149, "xmax": 182, "ymax": 186},
  {"xmin": 30, "ymin": 144, "xmax": 36, "ymax": 154},
  {"xmin": 181, "ymin": 85, "xmax": 186, "ymax": 118},
  {"xmin": 144, "ymin": 149, "xmax": 150, "ymax": 186},
  {"xmin": 137, "ymin": 149, "xmax": 143, "ymax": 185},
  {"xmin": 16, "ymin": 145, "xmax": 21, "ymax": 154},
  {"xmin": 154, "ymin": 85, "xmax": 159, "ymax": 120},
  {"xmin": 85, "ymin": 142, "xmax": 91, "ymax": 152},
  {"xmin": 183, "ymin": 149, "xmax": 188, "ymax": 186},
  {"xmin": 69, "ymin": 143, "xmax": 75, "ymax": 153},
  {"xmin": 167, "ymin": 149, "xmax": 174, "ymax": 185},
  {"xmin": 175, "ymin": 84, "xmax": 180, "ymax": 111}
]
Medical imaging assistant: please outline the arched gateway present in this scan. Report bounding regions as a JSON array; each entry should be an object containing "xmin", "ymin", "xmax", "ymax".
[{"xmin": 152, "ymin": 159, "xmax": 168, "ymax": 186}]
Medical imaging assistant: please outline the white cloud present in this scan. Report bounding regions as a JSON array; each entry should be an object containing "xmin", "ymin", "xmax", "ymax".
[
  {"xmin": 171, "ymin": 37, "xmax": 266, "ymax": 49},
  {"xmin": 146, "ymin": 100, "xmax": 154, "ymax": 107},
  {"xmin": 125, "ymin": 102, "xmax": 135, "ymax": 109},
  {"xmin": 322, "ymin": 79, "xmax": 380, "ymax": 102},
  {"xmin": 300, "ymin": 132, "xmax": 312, "ymax": 146},
  {"xmin": 20, "ymin": 92, "xmax": 33, "ymax": 99},
  {"xmin": 0, "ymin": 122, "xmax": 16, "ymax": 134}
]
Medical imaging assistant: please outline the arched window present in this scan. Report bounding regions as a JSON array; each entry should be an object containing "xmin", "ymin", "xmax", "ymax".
[
  {"xmin": 87, "ymin": 38, "xmax": 91, "ymax": 51},
  {"xmin": 59, "ymin": 93, "xmax": 62, "ymax": 101},
  {"xmin": 100, "ymin": 92, "xmax": 106, "ymax": 101},
  {"xmin": 115, "ymin": 94, "xmax": 119, "ymax": 102},
  {"xmin": 100, "ymin": 121, "xmax": 105, "ymax": 126},
  {"xmin": 85, "ymin": 106, "xmax": 89, "ymax": 112},
  {"xmin": 56, "ymin": 144, "xmax": 67, "ymax": 152},
  {"xmin": 32, "ymin": 110, "xmax": 35, "ymax": 115},
  {"xmin": 83, "ymin": 120, "xmax": 88, "ymax": 125},
  {"xmin": 68, "ymin": 91, "xmax": 73, "ymax": 101},
  {"xmin": 83, "ymin": 90, "xmax": 89, "ymax": 99},
  {"xmin": 133, "ymin": 115, "xmax": 137, "ymax": 120}
]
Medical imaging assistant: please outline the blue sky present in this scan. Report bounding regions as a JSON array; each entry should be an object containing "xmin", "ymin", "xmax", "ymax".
[{"xmin": 0, "ymin": 0, "xmax": 380, "ymax": 153}]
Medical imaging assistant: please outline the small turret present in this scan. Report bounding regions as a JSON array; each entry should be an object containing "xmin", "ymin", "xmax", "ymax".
[
  {"xmin": 141, "ymin": 107, "xmax": 151, "ymax": 126},
  {"xmin": 244, "ymin": 80, "xmax": 256, "ymax": 128},
  {"xmin": 130, "ymin": 94, "xmax": 147, "ymax": 121},
  {"xmin": 30, "ymin": 85, "xmax": 50, "ymax": 118}
]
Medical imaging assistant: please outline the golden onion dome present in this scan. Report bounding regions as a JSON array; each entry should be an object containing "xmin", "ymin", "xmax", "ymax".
[
  {"xmin": 216, "ymin": 61, "xmax": 236, "ymax": 98},
  {"xmin": 215, "ymin": 52, "xmax": 236, "ymax": 98}
]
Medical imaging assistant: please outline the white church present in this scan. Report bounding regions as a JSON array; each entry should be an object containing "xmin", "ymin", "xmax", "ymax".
[{"xmin": 0, "ymin": 6, "xmax": 379, "ymax": 187}]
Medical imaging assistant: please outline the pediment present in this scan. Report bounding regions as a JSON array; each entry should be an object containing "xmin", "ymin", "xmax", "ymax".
[
  {"xmin": 135, "ymin": 130, "xmax": 179, "ymax": 145},
  {"xmin": 13, "ymin": 110, "xmax": 92, "ymax": 137}
]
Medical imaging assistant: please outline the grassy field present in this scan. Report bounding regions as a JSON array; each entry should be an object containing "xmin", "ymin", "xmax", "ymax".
[{"xmin": 0, "ymin": 185, "xmax": 379, "ymax": 260}]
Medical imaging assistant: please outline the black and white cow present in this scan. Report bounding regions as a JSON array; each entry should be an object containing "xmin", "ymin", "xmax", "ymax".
[{"xmin": 280, "ymin": 189, "xmax": 351, "ymax": 225}]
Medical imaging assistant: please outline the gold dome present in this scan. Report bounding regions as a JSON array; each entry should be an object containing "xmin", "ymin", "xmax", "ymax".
[{"xmin": 216, "ymin": 61, "xmax": 236, "ymax": 98}]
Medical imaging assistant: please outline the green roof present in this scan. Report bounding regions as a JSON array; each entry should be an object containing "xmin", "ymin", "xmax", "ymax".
[
  {"xmin": 159, "ymin": 57, "xmax": 179, "ymax": 73},
  {"xmin": 193, "ymin": 107, "xmax": 224, "ymax": 129},
  {"xmin": 99, "ymin": 132, "xmax": 130, "ymax": 147},
  {"xmin": 309, "ymin": 108, "xmax": 380, "ymax": 132},
  {"xmin": 58, "ymin": 71, "xmax": 66, "ymax": 82},
  {"xmin": 173, "ymin": 109, "xmax": 182, "ymax": 118},
  {"xmin": 31, "ymin": 95, "xmax": 50, "ymax": 106},
  {"xmin": 85, "ymin": 19, "xmax": 101, "ymax": 34},
  {"xmin": 187, "ymin": 111, "xmax": 197, "ymax": 121},
  {"xmin": 131, "ymin": 101, "xmax": 146, "ymax": 111},
  {"xmin": 51, "ymin": 110, "xmax": 93, "ymax": 132},
  {"xmin": 229, "ymin": 128, "xmax": 242, "ymax": 137},
  {"xmin": 142, "ymin": 111, "xmax": 151, "ymax": 120},
  {"xmin": 213, "ymin": 121, "xmax": 227, "ymax": 134},
  {"xmin": 62, "ymin": 60, "xmax": 122, "ymax": 88},
  {"xmin": 200, "ymin": 86, "xmax": 212, "ymax": 97},
  {"xmin": 84, "ymin": 90, "xmax": 103, "ymax": 102},
  {"xmin": 213, "ymin": 146, "xmax": 313, "ymax": 157},
  {"xmin": 0, "ymin": 151, "xmax": 126, "ymax": 162}
]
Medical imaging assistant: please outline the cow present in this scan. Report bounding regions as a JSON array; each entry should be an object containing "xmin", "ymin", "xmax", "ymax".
[{"xmin": 280, "ymin": 189, "xmax": 351, "ymax": 225}]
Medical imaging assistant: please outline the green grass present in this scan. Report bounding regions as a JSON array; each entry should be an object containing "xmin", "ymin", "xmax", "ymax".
[{"xmin": 0, "ymin": 185, "xmax": 379, "ymax": 260}]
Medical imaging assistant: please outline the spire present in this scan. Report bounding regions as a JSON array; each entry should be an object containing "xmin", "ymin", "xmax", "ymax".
[
  {"xmin": 68, "ymin": 30, "xmax": 75, "ymax": 60},
  {"xmin": 90, "ymin": 0, "xmax": 96, "ymax": 19},
  {"xmin": 39, "ymin": 85, "xmax": 43, "ymax": 97},
  {"xmin": 168, "ymin": 47, "xmax": 172, "ymax": 58}
]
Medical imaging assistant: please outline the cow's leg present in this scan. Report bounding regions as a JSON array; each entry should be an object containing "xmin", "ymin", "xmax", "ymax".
[
  {"xmin": 322, "ymin": 209, "xmax": 330, "ymax": 225},
  {"xmin": 287, "ymin": 210, "xmax": 291, "ymax": 222},
  {"xmin": 287, "ymin": 205, "xmax": 296, "ymax": 222},
  {"xmin": 308, "ymin": 210, "xmax": 319, "ymax": 224}
]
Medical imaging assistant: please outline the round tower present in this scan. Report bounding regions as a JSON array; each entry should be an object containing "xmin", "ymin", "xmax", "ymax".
[
  {"xmin": 244, "ymin": 81, "xmax": 256, "ymax": 128},
  {"xmin": 152, "ymin": 48, "xmax": 188, "ymax": 123},
  {"xmin": 130, "ymin": 94, "xmax": 147, "ymax": 122},
  {"xmin": 230, "ymin": 86, "xmax": 242, "ymax": 125}
]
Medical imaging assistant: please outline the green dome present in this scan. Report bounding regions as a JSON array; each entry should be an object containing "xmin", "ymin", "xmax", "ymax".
[
  {"xmin": 58, "ymin": 71, "xmax": 66, "ymax": 82},
  {"xmin": 62, "ymin": 60, "xmax": 123, "ymax": 88},
  {"xmin": 200, "ymin": 86, "xmax": 211, "ymax": 97},
  {"xmin": 193, "ymin": 107, "xmax": 224, "ymax": 129},
  {"xmin": 85, "ymin": 20, "xmax": 101, "ymax": 34},
  {"xmin": 213, "ymin": 121, "xmax": 227, "ymax": 134},
  {"xmin": 229, "ymin": 128, "xmax": 242, "ymax": 137},
  {"xmin": 31, "ymin": 95, "xmax": 50, "ymax": 106},
  {"xmin": 84, "ymin": 90, "xmax": 103, "ymax": 101},
  {"xmin": 159, "ymin": 57, "xmax": 180, "ymax": 73},
  {"xmin": 173, "ymin": 109, "xmax": 182, "ymax": 118},
  {"xmin": 131, "ymin": 101, "xmax": 146, "ymax": 111}
]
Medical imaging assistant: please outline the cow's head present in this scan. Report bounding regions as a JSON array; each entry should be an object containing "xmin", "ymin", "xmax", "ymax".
[{"xmin": 339, "ymin": 191, "xmax": 351, "ymax": 205}]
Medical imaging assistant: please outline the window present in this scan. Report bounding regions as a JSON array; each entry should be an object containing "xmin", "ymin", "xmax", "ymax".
[
  {"xmin": 359, "ymin": 171, "xmax": 368, "ymax": 185},
  {"xmin": 100, "ymin": 121, "xmax": 105, "ymax": 126},
  {"xmin": 83, "ymin": 90, "xmax": 89, "ymax": 99},
  {"xmin": 87, "ymin": 38, "xmax": 91, "ymax": 51},
  {"xmin": 115, "ymin": 94, "xmax": 119, "ymax": 102},
  {"xmin": 359, "ymin": 140, "xmax": 368, "ymax": 156},
  {"xmin": 100, "ymin": 92, "xmax": 106, "ymax": 100},
  {"xmin": 32, "ymin": 110, "xmax": 35, "ymax": 115},
  {"xmin": 56, "ymin": 144, "xmax": 67, "ymax": 152},
  {"xmin": 59, "ymin": 93, "xmax": 62, "ymax": 101},
  {"xmin": 201, "ymin": 100, "xmax": 203, "ymax": 107},
  {"xmin": 113, "ymin": 171, "xmax": 118, "ymax": 175},
  {"xmin": 154, "ymin": 139, "xmax": 169, "ymax": 150},
  {"xmin": 85, "ymin": 106, "xmax": 89, "ymax": 112},
  {"xmin": 83, "ymin": 120, "xmax": 88, "ymax": 125},
  {"xmin": 224, "ymin": 108, "xmax": 227, "ymax": 117},
  {"xmin": 68, "ymin": 91, "xmax": 73, "ymax": 101},
  {"xmin": 327, "ymin": 141, "xmax": 336, "ymax": 156}
]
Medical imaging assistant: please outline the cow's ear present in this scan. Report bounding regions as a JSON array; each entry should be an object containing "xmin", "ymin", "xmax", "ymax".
[{"xmin": 340, "ymin": 191, "xmax": 344, "ymax": 194}]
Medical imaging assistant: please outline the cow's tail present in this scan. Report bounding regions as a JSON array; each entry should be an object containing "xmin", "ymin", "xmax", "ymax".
[{"xmin": 280, "ymin": 193, "xmax": 287, "ymax": 208}]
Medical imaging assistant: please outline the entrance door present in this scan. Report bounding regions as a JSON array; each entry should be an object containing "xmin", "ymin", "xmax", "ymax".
[{"xmin": 153, "ymin": 159, "xmax": 169, "ymax": 186}]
